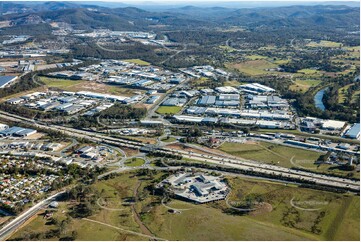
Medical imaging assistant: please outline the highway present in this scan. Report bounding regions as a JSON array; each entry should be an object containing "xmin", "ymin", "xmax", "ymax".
[
  {"xmin": 0, "ymin": 191, "xmax": 65, "ymax": 241},
  {"xmin": 0, "ymin": 110, "xmax": 359, "ymax": 192}
]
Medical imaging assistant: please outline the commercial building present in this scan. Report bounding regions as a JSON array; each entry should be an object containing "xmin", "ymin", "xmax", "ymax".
[
  {"xmin": 77, "ymin": 146, "xmax": 94, "ymax": 154},
  {"xmin": 158, "ymin": 172, "xmax": 229, "ymax": 204}
]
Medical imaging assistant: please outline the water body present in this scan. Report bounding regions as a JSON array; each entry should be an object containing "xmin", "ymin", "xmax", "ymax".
[{"xmin": 314, "ymin": 88, "xmax": 328, "ymax": 111}]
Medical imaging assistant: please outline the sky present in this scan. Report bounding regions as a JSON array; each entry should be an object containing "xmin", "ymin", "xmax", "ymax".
[{"xmin": 4, "ymin": 0, "xmax": 357, "ymax": 2}]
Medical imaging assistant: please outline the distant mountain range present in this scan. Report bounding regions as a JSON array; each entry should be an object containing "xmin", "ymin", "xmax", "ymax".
[{"xmin": 0, "ymin": 1, "xmax": 359, "ymax": 31}]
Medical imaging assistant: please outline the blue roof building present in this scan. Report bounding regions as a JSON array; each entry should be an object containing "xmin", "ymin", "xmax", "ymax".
[
  {"xmin": 344, "ymin": 123, "xmax": 360, "ymax": 139},
  {"xmin": 0, "ymin": 76, "xmax": 17, "ymax": 88}
]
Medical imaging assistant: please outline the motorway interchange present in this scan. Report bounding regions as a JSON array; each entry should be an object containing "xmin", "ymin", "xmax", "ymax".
[
  {"xmin": 0, "ymin": 108, "xmax": 359, "ymax": 240},
  {"xmin": 0, "ymin": 110, "xmax": 359, "ymax": 192}
]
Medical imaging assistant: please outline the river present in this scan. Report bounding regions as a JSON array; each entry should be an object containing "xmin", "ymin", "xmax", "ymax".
[{"xmin": 314, "ymin": 88, "xmax": 328, "ymax": 111}]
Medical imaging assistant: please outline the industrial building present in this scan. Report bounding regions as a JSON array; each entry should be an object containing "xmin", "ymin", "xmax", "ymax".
[
  {"xmin": 0, "ymin": 126, "xmax": 37, "ymax": 137},
  {"xmin": 197, "ymin": 93, "xmax": 240, "ymax": 108},
  {"xmin": 0, "ymin": 76, "xmax": 18, "ymax": 88},
  {"xmin": 0, "ymin": 123, "xmax": 9, "ymax": 131},
  {"xmin": 239, "ymin": 83, "xmax": 276, "ymax": 94},
  {"xmin": 146, "ymin": 95, "xmax": 160, "ymax": 104},
  {"xmin": 133, "ymin": 79, "xmax": 154, "ymax": 87},
  {"xmin": 344, "ymin": 123, "xmax": 360, "ymax": 139},
  {"xmin": 76, "ymin": 91, "xmax": 128, "ymax": 102},
  {"xmin": 197, "ymin": 96, "xmax": 216, "ymax": 106},
  {"xmin": 321, "ymin": 120, "xmax": 346, "ymax": 130},
  {"xmin": 162, "ymin": 97, "xmax": 187, "ymax": 107},
  {"xmin": 172, "ymin": 115, "xmax": 293, "ymax": 129},
  {"xmin": 215, "ymin": 86, "xmax": 239, "ymax": 93},
  {"xmin": 246, "ymin": 95, "xmax": 289, "ymax": 110}
]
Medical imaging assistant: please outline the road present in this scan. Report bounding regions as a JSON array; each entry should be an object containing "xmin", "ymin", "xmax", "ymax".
[
  {"xmin": 0, "ymin": 110, "xmax": 359, "ymax": 192},
  {"xmin": 144, "ymin": 75, "xmax": 192, "ymax": 122},
  {"xmin": 95, "ymin": 40, "xmax": 125, "ymax": 53},
  {"xmin": 0, "ymin": 191, "xmax": 65, "ymax": 241}
]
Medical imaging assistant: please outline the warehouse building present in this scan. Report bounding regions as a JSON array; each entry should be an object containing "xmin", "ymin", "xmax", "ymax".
[
  {"xmin": 0, "ymin": 126, "xmax": 37, "ymax": 137},
  {"xmin": 162, "ymin": 97, "xmax": 187, "ymax": 106},
  {"xmin": 0, "ymin": 123, "xmax": 9, "ymax": 131},
  {"xmin": 133, "ymin": 79, "xmax": 154, "ymax": 87},
  {"xmin": 239, "ymin": 83, "xmax": 276, "ymax": 94},
  {"xmin": 320, "ymin": 120, "xmax": 346, "ymax": 130},
  {"xmin": 76, "ymin": 91, "xmax": 127, "ymax": 102},
  {"xmin": 197, "ymin": 96, "xmax": 216, "ymax": 106},
  {"xmin": 246, "ymin": 95, "xmax": 289, "ymax": 109},
  {"xmin": 146, "ymin": 95, "xmax": 160, "ymax": 104},
  {"xmin": 215, "ymin": 100, "xmax": 239, "ymax": 107},
  {"xmin": 215, "ymin": 86, "xmax": 239, "ymax": 93},
  {"xmin": 0, "ymin": 75, "xmax": 17, "ymax": 88},
  {"xmin": 344, "ymin": 123, "xmax": 360, "ymax": 139},
  {"xmin": 218, "ymin": 93, "xmax": 240, "ymax": 101},
  {"xmin": 6, "ymin": 97, "xmax": 23, "ymax": 104}
]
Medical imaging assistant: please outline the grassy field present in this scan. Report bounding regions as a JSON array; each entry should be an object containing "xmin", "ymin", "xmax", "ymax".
[
  {"xmin": 124, "ymin": 158, "xmax": 145, "ymax": 167},
  {"xmin": 40, "ymin": 76, "xmax": 85, "ymax": 89},
  {"xmin": 226, "ymin": 60, "xmax": 278, "ymax": 76},
  {"xmin": 331, "ymin": 196, "xmax": 360, "ymax": 240},
  {"xmin": 223, "ymin": 79, "xmax": 243, "ymax": 87},
  {"xmin": 254, "ymin": 128, "xmax": 360, "ymax": 145},
  {"xmin": 123, "ymin": 59, "xmax": 150, "ymax": 66},
  {"xmin": 141, "ymin": 175, "xmax": 359, "ymax": 241},
  {"xmin": 351, "ymin": 90, "xmax": 360, "ymax": 103},
  {"xmin": 105, "ymin": 85, "xmax": 144, "ymax": 96},
  {"xmin": 160, "ymin": 137, "xmax": 177, "ymax": 142},
  {"xmin": 289, "ymin": 79, "xmax": 322, "ymax": 93},
  {"xmin": 219, "ymin": 45, "xmax": 237, "ymax": 52},
  {"xmin": 219, "ymin": 140, "xmax": 359, "ymax": 178},
  {"xmin": 297, "ymin": 68, "xmax": 320, "ymax": 75},
  {"xmin": 155, "ymin": 106, "xmax": 182, "ymax": 115},
  {"xmin": 219, "ymin": 141, "xmax": 322, "ymax": 168},
  {"xmin": 10, "ymin": 171, "xmax": 360, "ymax": 241},
  {"xmin": 306, "ymin": 40, "xmax": 342, "ymax": 48},
  {"xmin": 40, "ymin": 76, "xmax": 143, "ymax": 96},
  {"xmin": 344, "ymin": 46, "xmax": 360, "ymax": 58},
  {"xmin": 337, "ymin": 83, "xmax": 356, "ymax": 103},
  {"xmin": 258, "ymin": 45, "xmax": 277, "ymax": 50},
  {"xmin": 273, "ymin": 58, "xmax": 290, "ymax": 65},
  {"xmin": 10, "ymin": 172, "xmax": 145, "ymax": 241},
  {"xmin": 245, "ymin": 55, "xmax": 268, "ymax": 60},
  {"xmin": 191, "ymin": 77, "xmax": 211, "ymax": 87},
  {"xmin": 224, "ymin": 177, "xmax": 359, "ymax": 241}
]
